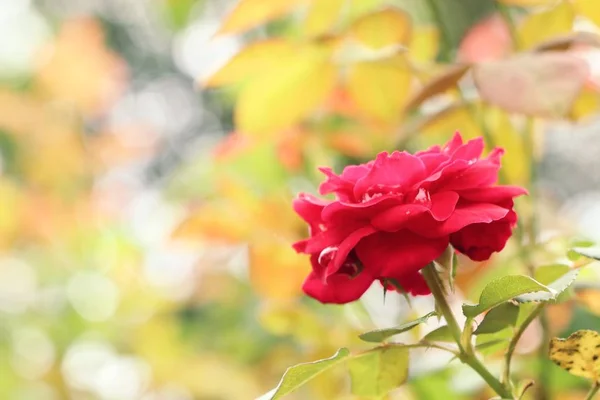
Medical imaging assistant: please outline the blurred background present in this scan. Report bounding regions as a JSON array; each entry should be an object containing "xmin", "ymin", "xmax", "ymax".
[{"xmin": 2, "ymin": 0, "xmax": 600, "ymax": 399}]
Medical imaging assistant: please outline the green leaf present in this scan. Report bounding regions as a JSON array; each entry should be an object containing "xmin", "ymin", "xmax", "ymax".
[
  {"xmin": 359, "ymin": 311, "xmax": 437, "ymax": 343},
  {"xmin": 566, "ymin": 239, "xmax": 595, "ymax": 262},
  {"xmin": 570, "ymin": 246, "xmax": 600, "ymax": 261},
  {"xmin": 515, "ymin": 268, "xmax": 579, "ymax": 303},
  {"xmin": 450, "ymin": 251, "xmax": 458, "ymax": 292},
  {"xmin": 422, "ymin": 325, "xmax": 454, "ymax": 343},
  {"xmin": 473, "ymin": 303, "xmax": 519, "ymax": 335},
  {"xmin": 535, "ymin": 264, "xmax": 571, "ymax": 285},
  {"xmin": 475, "ymin": 328, "xmax": 512, "ymax": 355},
  {"xmin": 259, "ymin": 348, "xmax": 350, "ymax": 400},
  {"xmin": 462, "ymin": 275, "xmax": 551, "ymax": 317},
  {"xmin": 348, "ymin": 345, "xmax": 409, "ymax": 397}
]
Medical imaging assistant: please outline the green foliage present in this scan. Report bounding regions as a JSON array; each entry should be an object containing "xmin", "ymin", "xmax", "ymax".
[
  {"xmin": 570, "ymin": 246, "xmax": 600, "ymax": 261},
  {"xmin": 422, "ymin": 325, "xmax": 454, "ymax": 343},
  {"xmin": 260, "ymin": 348, "xmax": 350, "ymax": 400},
  {"xmin": 359, "ymin": 311, "xmax": 437, "ymax": 343},
  {"xmin": 348, "ymin": 345, "xmax": 409, "ymax": 397},
  {"xmin": 462, "ymin": 275, "xmax": 550, "ymax": 317},
  {"xmin": 474, "ymin": 303, "xmax": 519, "ymax": 335},
  {"xmin": 515, "ymin": 268, "xmax": 579, "ymax": 303}
]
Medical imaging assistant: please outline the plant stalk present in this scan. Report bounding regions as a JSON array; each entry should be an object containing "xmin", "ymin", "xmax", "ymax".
[
  {"xmin": 422, "ymin": 263, "xmax": 513, "ymax": 399},
  {"xmin": 585, "ymin": 383, "xmax": 600, "ymax": 400},
  {"xmin": 503, "ymin": 303, "xmax": 544, "ymax": 385}
]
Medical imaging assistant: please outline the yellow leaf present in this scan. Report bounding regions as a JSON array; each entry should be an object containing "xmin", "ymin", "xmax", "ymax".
[
  {"xmin": 235, "ymin": 44, "xmax": 336, "ymax": 137},
  {"xmin": 218, "ymin": 0, "xmax": 308, "ymax": 35},
  {"xmin": 416, "ymin": 104, "xmax": 482, "ymax": 139},
  {"xmin": 498, "ymin": 0, "xmax": 561, "ymax": 5},
  {"xmin": 304, "ymin": 0, "xmax": 345, "ymax": 37},
  {"xmin": 574, "ymin": 0, "xmax": 600, "ymax": 26},
  {"xmin": 404, "ymin": 64, "xmax": 470, "ymax": 111},
  {"xmin": 408, "ymin": 25, "xmax": 440, "ymax": 64},
  {"xmin": 570, "ymin": 86, "xmax": 600, "ymax": 121},
  {"xmin": 532, "ymin": 31, "xmax": 600, "ymax": 52},
  {"xmin": 171, "ymin": 204, "xmax": 251, "ymax": 243},
  {"xmin": 346, "ymin": 55, "xmax": 412, "ymax": 123},
  {"xmin": 249, "ymin": 242, "xmax": 310, "ymax": 300},
  {"xmin": 486, "ymin": 108, "xmax": 530, "ymax": 185},
  {"xmin": 350, "ymin": 8, "xmax": 412, "ymax": 49},
  {"xmin": 518, "ymin": 1, "xmax": 574, "ymax": 50},
  {"xmin": 549, "ymin": 330, "xmax": 600, "ymax": 382},
  {"xmin": 203, "ymin": 39, "xmax": 296, "ymax": 87},
  {"xmin": 0, "ymin": 179, "xmax": 22, "ymax": 249}
]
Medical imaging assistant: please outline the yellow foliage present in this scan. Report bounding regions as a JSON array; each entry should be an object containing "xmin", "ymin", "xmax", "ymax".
[
  {"xmin": 549, "ymin": 330, "xmax": 600, "ymax": 382},
  {"xmin": 249, "ymin": 242, "xmax": 310, "ymax": 301},
  {"xmin": 0, "ymin": 179, "xmax": 22, "ymax": 249},
  {"xmin": 517, "ymin": 1, "xmax": 574, "ymax": 50},
  {"xmin": 417, "ymin": 104, "xmax": 482, "ymax": 139},
  {"xmin": 346, "ymin": 55, "xmax": 412, "ymax": 124},
  {"xmin": 235, "ymin": 44, "xmax": 336, "ymax": 137},
  {"xmin": 203, "ymin": 39, "xmax": 296, "ymax": 88},
  {"xmin": 304, "ymin": 0, "xmax": 345, "ymax": 37},
  {"xmin": 218, "ymin": 0, "xmax": 308, "ymax": 35},
  {"xmin": 498, "ymin": 0, "xmax": 562, "ymax": 5},
  {"xmin": 485, "ymin": 108, "xmax": 530, "ymax": 185},
  {"xmin": 570, "ymin": 85, "xmax": 600, "ymax": 121},
  {"xmin": 350, "ymin": 8, "xmax": 412, "ymax": 49},
  {"xmin": 574, "ymin": 0, "xmax": 600, "ymax": 26},
  {"xmin": 408, "ymin": 25, "xmax": 440, "ymax": 64}
]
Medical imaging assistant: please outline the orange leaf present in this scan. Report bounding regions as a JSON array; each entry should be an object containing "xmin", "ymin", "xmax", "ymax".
[
  {"xmin": 249, "ymin": 242, "xmax": 309, "ymax": 300},
  {"xmin": 235, "ymin": 44, "xmax": 336, "ymax": 137},
  {"xmin": 217, "ymin": 0, "xmax": 308, "ymax": 35},
  {"xmin": 350, "ymin": 8, "xmax": 412, "ymax": 49},
  {"xmin": 346, "ymin": 55, "xmax": 412, "ymax": 123},
  {"xmin": 473, "ymin": 53, "xmax": 589, "ymax": 118}
]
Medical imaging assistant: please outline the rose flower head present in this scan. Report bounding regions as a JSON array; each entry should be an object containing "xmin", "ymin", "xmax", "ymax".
[{"xmin": 292, "ymin": 132, "xmax": 527, "ymax": 304}]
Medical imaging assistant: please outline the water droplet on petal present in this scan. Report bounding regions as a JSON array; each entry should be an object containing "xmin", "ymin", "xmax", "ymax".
[{"xmin": 318, "ymin": 246, "xmax": 338, "ymax": 267}]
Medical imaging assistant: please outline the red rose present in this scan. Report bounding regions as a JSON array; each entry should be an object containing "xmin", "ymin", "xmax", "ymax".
[{"xmin": 292, "ymin": 132, "xmax": 527, "ymax": 304}]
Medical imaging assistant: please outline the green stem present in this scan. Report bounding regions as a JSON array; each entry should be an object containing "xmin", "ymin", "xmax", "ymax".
[
  {"xmin": 496, "ymin": 2, "xmax": 520, "ymax": 50},
  {"xmin": 503, "ymin": 303, "xmax": 544, "ymax": 385},
  {"xmin": 422, "ymin": 264, "xmax": 513, "ymax": 398},
  {"xmin": 585, "ymin": 383, "xmax": 600, "ymax": 400},
  {"xmin": 424, "ymin": 0, "xmax": 454, "ymax": 62}
]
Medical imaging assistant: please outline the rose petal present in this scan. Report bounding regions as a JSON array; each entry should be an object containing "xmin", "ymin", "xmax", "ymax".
[
  {"xmin": 325, "ymin": 225, "xmax": 376, "ymax": 277},
  {"xmin": 408, "ymin": 202, "xmax": 510, "ymax": 238},
  {"xmin": 303, "ymin": 263, "xmax": 375, "ymax": 304},
  {"xmin": 451, "ymin": 137, "xmax": 484, "ymax": 161},
  {"xmin": 353, "ymin": 151, "xmax": 426, "ymax": 201},
  {"xmin": 451, "ymin": 210, "xmax": 517, "ymax": 261},
  {"xmin": 356, "ymin": 230, "xmax": 448, "ymax": 279},
  {"xmin": 443, "ymin": 132, "xmax": 464, "ymax": 154},
  {"xmin": 293, "ymin": 193, "xmax": 328, "ymax": 226},
  {"xmin": 371, "ymin": 191, "xmax": 459, "ymax": 231},
  {"xmin": 458, "ymin": 185, "xmax": 528, "ymax": 203}
]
